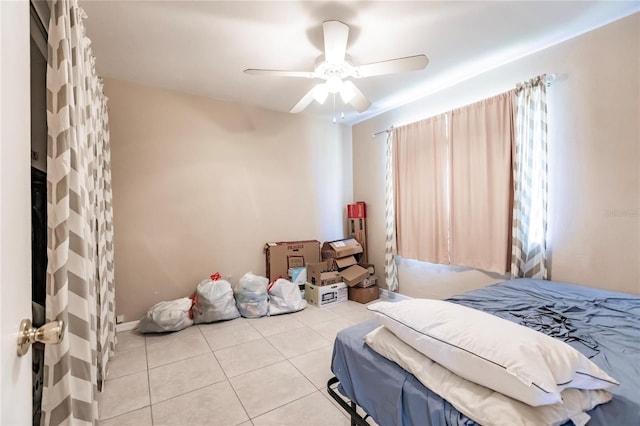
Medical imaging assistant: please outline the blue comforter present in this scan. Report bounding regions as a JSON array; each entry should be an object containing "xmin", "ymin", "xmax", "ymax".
[{"xmin": 331, "ymin": 278, "xmax": 640, "ymax": 425}]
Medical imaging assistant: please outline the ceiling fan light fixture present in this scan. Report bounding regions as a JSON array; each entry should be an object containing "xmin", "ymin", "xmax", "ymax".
[
  {"xmin": 247, "ymin": 20, "xmax": 428, "ymax": 115},
  {"xmin": 326, "ymin": 75, "xmax": 343, "ymax": 93},
  {"xmin": 340, "ymin": 82, "xmax": 356, "ymax": 103},
  {"xmin": 312, "ymin": 84, "xmax": 329, "ymax": 104}
]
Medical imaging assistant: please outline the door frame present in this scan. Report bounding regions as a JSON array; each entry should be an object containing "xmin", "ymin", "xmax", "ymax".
[{"xmin": 0, "ymin": 0, "xmax": 35, "ymax": 424}]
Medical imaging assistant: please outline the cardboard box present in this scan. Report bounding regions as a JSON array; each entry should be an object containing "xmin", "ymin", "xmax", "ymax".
[
  {"xmin": 335, "ymin": 255, "xmax": 357, "ymax": 269},
  {"xmin": 348, "ymin": 218, "xmax": 367, "ymax": 263},
  {"xmin": 321, "ymin": 239, "xmax": 363, "ymax": 262},
  {"xmin": 264, "ymin": 240, "xmax": 320, "ymax": 282},
  {"xmin": 306, "ymin": 261, "xmax": 342, "ymax": 286},
  {"xmin": 360, "ymin": 263, "xmax": 375, "ymax": 276},
  {"xmin": 320, "ymin": 271, "xmax": 341, "ymax": 285},
  {"xmin": 347, "ymin": 202, "xmax": 367, "ymax": 219},
  {"xmin": 306, "ymin": 262, "xmax": 323, "ymax": 285},
  {"xmin": 339, "ymin": 264, "xmax": 369, "ymax": 287},
  {"xmin": 348, "ymin": 285, "xmax": 379, "ymax": 304},
  {"xmin": 305, "ymin": 282, "xmax": 347, "ymax": 308},
  {"xmin": 287, "ymin": 256, "xmax": 305, "ymax": 269},
  {"xmin": 359, "ymin": 275, "xmax": 378, "ymax": 288},
  {"xmin": 348, "ymin": 218, "xmax": 367, "ymax": 242}
]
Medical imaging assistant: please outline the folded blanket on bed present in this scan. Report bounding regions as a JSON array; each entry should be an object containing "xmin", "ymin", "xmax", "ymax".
[{"xmin": 365, "ymin": 325, "xmax": 612, "ymax": 426}]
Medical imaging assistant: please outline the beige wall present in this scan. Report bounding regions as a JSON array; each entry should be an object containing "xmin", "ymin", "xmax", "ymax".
[
  {"xmin": 353, "ymin": 14, "xmax": 640, "ymax": 297},
  {"xmin": 105, "ymin": 79, "xmax": 353, "ymax": 321}
]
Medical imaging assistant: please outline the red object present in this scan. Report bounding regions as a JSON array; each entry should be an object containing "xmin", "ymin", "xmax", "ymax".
[
  {"xmin": 210, "ymin": 272, "xmax": 221, "ymax": 281},
  {"xmin": 267, "ymin": 276, "xmax": 284, "ymax": 293},
  {"xmin": 347, "ymin": 201, "xmax": 367, "ymax": 218},
  {"xmin": 189, "ymin": 293, "xmax": 198, "ymax": 320}
]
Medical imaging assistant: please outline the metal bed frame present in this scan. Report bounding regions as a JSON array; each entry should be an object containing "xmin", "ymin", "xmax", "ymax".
[{"xmin": 326, "ymin": 376, "xmax": 372, "ymax": 426}]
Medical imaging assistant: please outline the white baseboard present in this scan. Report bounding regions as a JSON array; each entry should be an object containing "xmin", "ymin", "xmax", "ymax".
[
  {"xmin": 115, "ymin": 291, "xmax": 408, "ymax": 331},
  {"xmin": 116, "ymin": 320, "xmax": 140, "ymax": 333},
  {"xmin": 379, "ymin": 288, "xmax": 412, "ymax": 301}
]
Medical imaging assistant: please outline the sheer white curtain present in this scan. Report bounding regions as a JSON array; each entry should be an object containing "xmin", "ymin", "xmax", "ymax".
[
  {"xmin": 42, "ymin": 1, "xmax": 115, "ymax": 424},
  {"xmin": 511, "ymin": 75, "xmax": 549, "ymax": 278}
]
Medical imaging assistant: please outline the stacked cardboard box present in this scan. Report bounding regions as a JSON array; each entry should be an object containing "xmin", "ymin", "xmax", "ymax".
[
  {"xmin": 321, "ymin": 239, "xmax": 369, "ymax": 287},
  {"xmin": 305, "ymin": 282, "xmax": 347, "ymax": 308},
  {"xmin": 345, "ymin": 202, "xmax": 379, "ymax": 303},
  {"xmin": 305, "ymin": 259, "xmax": 346, "ymax": 308},
  {"xmin": 348, "ymin": 285, "xmax": 379, "ymax": 304},
  {"xmin": 264, "ymin": 240, "xmax": 320, "ymax": 282},
  {"xmin": 347, "ymin": 202, "xmax": 367, "ymax": 263},
  {"xmin": 306, "ymin": 261, "xmax": 341, "ymax": 286}
]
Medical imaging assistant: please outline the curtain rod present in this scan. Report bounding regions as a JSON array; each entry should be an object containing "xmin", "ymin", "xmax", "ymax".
[
  {"xmin": 372, "ymin": 73, "xmax": 555, "ymax": 138},
  {"xmin": 545, "ymin": 73, "xmax": 556, "ymax": 87},
  {"xmin": 372, "ymin": 126, "xmax": 394, "ymax": 138}
]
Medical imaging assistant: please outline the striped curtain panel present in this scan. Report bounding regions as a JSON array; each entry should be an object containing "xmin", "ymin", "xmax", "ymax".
[
  {"xmin": 511, "ymin": 75, "xmax": 549, "ymax": 279},
  {"xmin": 384, "ymin": 130, "xmax": 399, "ymax": 291},
  {"xmin": 42, "ymin": 1, "xmax": 116, "ymax": 425}
]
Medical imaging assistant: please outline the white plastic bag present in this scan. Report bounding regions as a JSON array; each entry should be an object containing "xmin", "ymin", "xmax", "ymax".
[
  {"xmin": 138, "ymin": 297, "xmax": 193, "ymax": 333},
  {"xmin": 192, "ymin": 275, "xmax": 240, "ymax": 324},
  {"xmin": 268, "ymin": 278, "xmax": 307, "ymax": 315},
  {"xmin": 234, "ymin": 272, "xmax": 269, "ymax": 318}
]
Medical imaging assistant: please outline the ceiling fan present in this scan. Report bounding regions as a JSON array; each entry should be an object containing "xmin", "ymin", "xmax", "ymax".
[{"xmin": 244, "ymin": 20, "xmax": 428, "ymax": 115}]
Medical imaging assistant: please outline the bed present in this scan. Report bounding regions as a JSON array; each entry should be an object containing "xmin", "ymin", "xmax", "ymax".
[{"xmin": 327, "ymin": 278, "xmax": 640, "ymax": 426}]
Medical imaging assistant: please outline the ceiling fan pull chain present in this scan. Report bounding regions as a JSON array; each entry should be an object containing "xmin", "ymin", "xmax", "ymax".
[{"xmin": 333, "ymin": 93, "xmax": 337, "ymax": 124}]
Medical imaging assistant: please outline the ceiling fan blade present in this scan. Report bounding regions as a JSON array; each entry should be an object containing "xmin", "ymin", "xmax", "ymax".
[
  {"xmin": 289, "ymin": 84, "xmax": 323, "ymax": 113},
  {"xmin": 353, "ymin": 55, "xmax": 429, "ymax": 78},
  {"xmin": 343, "ymin": 80, "xmax": 371, "ymax": 113},
  {"xmin": 323, "ymin": 20, "xmax": 349, "ymax": 64},
  {"xmin": 244, "ymin": 69, "xmax": 315, "ymax": 78}
]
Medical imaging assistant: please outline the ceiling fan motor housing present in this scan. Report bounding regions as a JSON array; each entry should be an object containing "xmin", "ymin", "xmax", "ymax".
[{"xmin": 244, "ymin": 20, "xmax": 427, "ymax": 114}]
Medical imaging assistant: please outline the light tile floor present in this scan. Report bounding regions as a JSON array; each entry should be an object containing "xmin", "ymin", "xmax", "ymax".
[{"xmin": 99, "ymin": 300, "xmax": 383, "ymax": 426}]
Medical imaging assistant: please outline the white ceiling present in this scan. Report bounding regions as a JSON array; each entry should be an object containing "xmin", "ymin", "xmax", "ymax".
[{"xmin": 80, "ymin": 1, "xmax": 638, "ymax": 124}]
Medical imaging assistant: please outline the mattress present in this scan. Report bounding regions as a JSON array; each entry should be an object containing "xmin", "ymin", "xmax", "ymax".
[{"xmin": 330, "ymin": 278, "xmax": 640, "ymax": 426}]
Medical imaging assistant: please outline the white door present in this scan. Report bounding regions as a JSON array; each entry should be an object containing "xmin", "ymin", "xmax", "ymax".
[{"xmin": 1, "ymin": 1, "xmax": 34, "ymax": 424}]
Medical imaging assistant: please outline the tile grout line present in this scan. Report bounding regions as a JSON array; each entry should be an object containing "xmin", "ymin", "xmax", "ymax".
[
  {"xmin": 104, "ymin": 306, "xmax": 371, "ymax": 425},
  {"xmin": 145, "ymin": 333, "xmax": 154, "ymax": 426},
  {"xmin": 150, "ymin": 377, "xmax": 231, "ymax": 407},
  {"xmin": 263, "ymin": 326, "xmax": 332, "ymax": 362},
  {"xmin": 287, "ymin": 350, "xmax": 331, "ymax": 392},
  {"xmin": 220, "ymin": 331, "xmax": 319, "ymax": 420},
  {"xmin": 96, "ymin": 338, "xmax": 151, "ymax": 423},
  {"xmin": 235, "ymin": 359, "xmax": 318, "ymax": 421},
  {"xmin": 248, "ymin": 386, "xmax": 325, "ymax": 422},
  {"xmin": 206, "ymin": 321, "xmax": 259, "ymax": 424}
]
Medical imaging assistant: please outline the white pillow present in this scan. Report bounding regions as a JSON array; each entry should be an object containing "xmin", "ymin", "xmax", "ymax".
[
  {"xmin": 367, "ymin": 299, "xmax": 618, "ymax": 407},
  {"xmin": 366, "ymin": 326, "xmax": 612, "ymax": 426}
]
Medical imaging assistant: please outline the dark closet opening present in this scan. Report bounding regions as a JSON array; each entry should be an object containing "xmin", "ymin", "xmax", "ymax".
[
  {"xmin": 31, "ymin": 167, "xmax": 46, "ymax": 307},
  {"xmin": 30, "ymin": 1, "xmax": 50, "ymax": 424}
]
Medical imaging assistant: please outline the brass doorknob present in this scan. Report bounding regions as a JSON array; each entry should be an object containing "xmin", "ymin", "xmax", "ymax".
[{"xmin": 17, "ymin": 318, "xmax": 65, "ymax": 356}]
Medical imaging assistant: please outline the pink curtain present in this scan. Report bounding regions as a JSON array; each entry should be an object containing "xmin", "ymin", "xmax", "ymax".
[
  {"xmin": 393, "ymin": 116, "xmax": 450, "ymax": 264},
  {"xmin": 449, "ymin": 92, "xmax": 514, "ymax": 273}
]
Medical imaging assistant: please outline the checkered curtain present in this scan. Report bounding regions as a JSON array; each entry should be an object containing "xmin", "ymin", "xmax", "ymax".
[
  {"xmin": 511, "ymin": 75, "xmax": 548, "ymax": 279},
  {"xmin": 42, "ymin": 1, "xmax": 115, "ymax": 425},
  {"xmin": 384, "ymin": 130, "xmax": 399, "ymax": 291}
]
